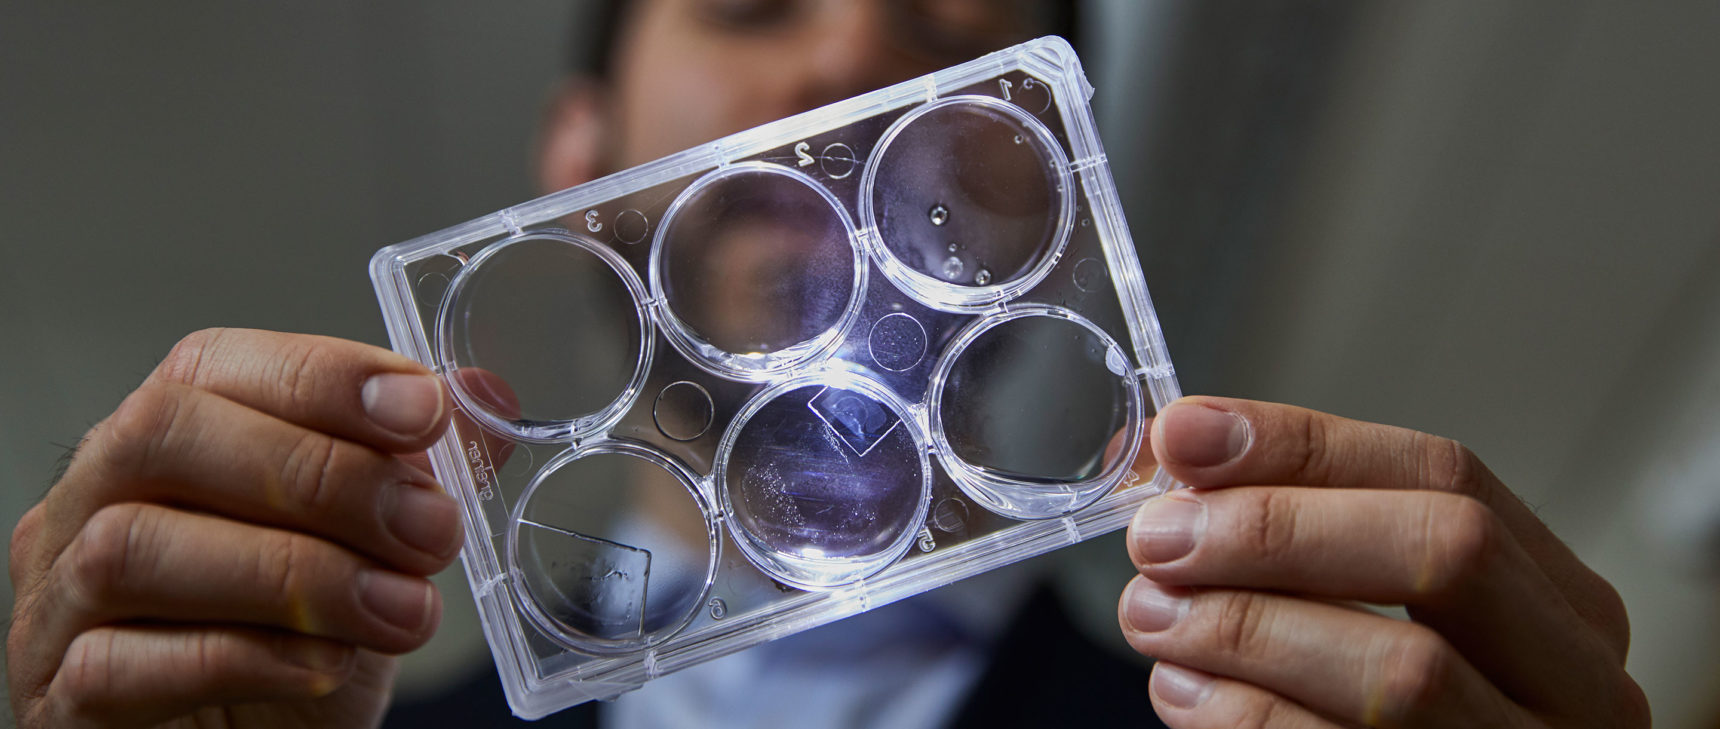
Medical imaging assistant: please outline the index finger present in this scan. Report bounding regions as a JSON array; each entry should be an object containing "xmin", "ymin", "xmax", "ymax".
[
  {"xmin": 147, "ymin": 328, "xmax": 449, "ymax": 453},
  {"xmin": 1144, "ymin": 395, "xmax": 1629, "ymax": 656}
]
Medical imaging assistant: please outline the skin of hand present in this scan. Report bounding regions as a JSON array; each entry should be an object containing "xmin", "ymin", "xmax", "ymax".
[
  {"xmin": 8, "ymin": 329, "xmax": 465, "ymax": 728},
  {"xmin": 1120, "ymin": 396, "xmax": 1651, "ymax": 728}
]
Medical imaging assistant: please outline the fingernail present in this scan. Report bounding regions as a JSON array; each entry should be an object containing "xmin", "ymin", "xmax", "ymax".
[
  {"xmin": 1124, "ymin": 579, "xmax": 1188, "ymax": 633},
  {"xmin": 1162, "ymin": 402, "xmax": 1250, "ymax": 467},
  {"xmin": 362, "ymin": 373, "xmax": 444, "ymax": 438},
  {"xmin": 1153, "ymin": 662, "xmax": 1214, "ymax": 709},
  {"xmin": 358, "ymin": 569, "xmax": 432, "ymax": 634},
  {"xmin": 383, "ymin": 484, "xmax": 463, "ymax": 560},
  {"xmin": 1131, "ymin": 493, "xmax": 1205, "ymax": 563},
  {"xmin": 280, "ymin": 639, "xmax": 353, "ymax": 672}
]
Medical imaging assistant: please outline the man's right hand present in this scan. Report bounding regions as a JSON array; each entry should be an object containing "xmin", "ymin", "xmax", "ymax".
[{"xmin": 8, "ymin": 329, "xmax": 464, "ymax": 728}]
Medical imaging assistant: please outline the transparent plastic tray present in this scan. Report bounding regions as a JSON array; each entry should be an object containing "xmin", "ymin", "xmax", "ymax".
[{"xmin": 370, "ymin": 36, "xmax": 1180, "ymax": 719}]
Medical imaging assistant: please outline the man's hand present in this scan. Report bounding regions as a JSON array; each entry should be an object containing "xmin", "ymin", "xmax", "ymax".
[
  {"xmin": 9, "ymin": 329, "xmax": 464, "ymax": 728},
  {"xmin": 1121, "ymin": 396, "xmax": 1649, "ymax": 728}
]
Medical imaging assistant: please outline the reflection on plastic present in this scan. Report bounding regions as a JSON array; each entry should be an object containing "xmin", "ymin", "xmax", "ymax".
[
  {"xmin": 720, "ymin": 377, "xmax": 930, "ymax": 588},
  {"xmin": 808, "ymin": 386, "xmax": 903, "ymax": 457},
  {"xmin": 929, "ymin": 307, "xmax": 1144, "ymax": 519},
  {"xmin": 654, "ymin": 163, "xmax": 860, "ymax": 370},
  {"xmin": 941, "ymin": 314, "xmax": 1128, "ymax": 481},
  {"xmin": 511, "ymin": 445, "xmax": 717, "ymax": 654},
  {"xmin": 519, "ymin": 523, "xmax": 650, "ymax": 642},
  {"xmin": 730, "ymin": 386, "xmax": 918, "ymax": 558},
  {"xmin": 439, "ymin": 233, "xmax": 649, "ymax": 442}
]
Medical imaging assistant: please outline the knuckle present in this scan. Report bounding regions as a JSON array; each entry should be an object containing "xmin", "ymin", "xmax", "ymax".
[
  {"xmin": 100, "ymin": 382, "xmax": 191, "ymax": 477},
  {"xmin": 53, "ymin": 628, "xmax": 120, "ymax": 717},
  {"xmin": 155, "ymin": 328, "xmax": 225, "ymax": 385},
  {"xmin": 1422, "ymin": 434, "xmax": 1485, "ymax": 498},
  {"xmin": 1590, "ymin": 579, "xmax": 1632, "ymax": 656},
  {"xmin": 1374, "ymin": 628, "xmax": 1456, "ymax": 722},
  {"xmin": 272, "ymin": 337, "xmax": 330, "ymax": 415},
  {"xmin": 1233, "ymin": 692, "xmax": 1292, "ymax": 729},
  {"xmin": 1239, "ymin": 489, "xmax": 1299, "ymax": 562},
  {"xmin": 280, "ymin": 431, "xmax": 342, "ymax": 516},
  {"xmin": 1562, "ymin": 565, "xmax": 1634, "ymax": 659},
  {"xmin": 191, "ymin": 630, "xmax": 229, "ymax": 683},
  {"xmin": 8, "ymin": 616, "xmax": 49, "ymax": 700},
  {"xmin": 257, "ymin": 530, "xmax": 320, "ymax": 611},
  {"xmin": 1286, "ymin": 407, "xmax": 1348, "ymax": 488},
  {"xmin": 10, "ymin": 503, "xmax": 45, "ymax": 581},
  {"xmin": 63, "ymin": 504, "xmax": 153, "ymax": 611},
  {"xmin": 1207, "ymin": 590, "xmax": 1272, "ymax": 658},
  {"xmin": 1612, "ymin": 672, "xmax": 1653, "ymax": 728},
  {"xmin": 1420, "ymin": 494, "xmax": 1501, "ymax": 600},
  {"xmin": 1287, "ymin": 409, "xmax": 1336, "ymax": 485}
]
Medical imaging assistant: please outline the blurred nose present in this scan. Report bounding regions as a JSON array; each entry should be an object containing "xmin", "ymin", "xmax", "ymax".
[{"xmin": 792, "ymin": 1, "xmax": 916, "ymax": 110}]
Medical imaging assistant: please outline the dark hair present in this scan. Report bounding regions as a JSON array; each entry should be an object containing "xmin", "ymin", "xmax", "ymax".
[{"xmin": 569, "ymin": 0, "xmax": 1080, "ymax": 77}]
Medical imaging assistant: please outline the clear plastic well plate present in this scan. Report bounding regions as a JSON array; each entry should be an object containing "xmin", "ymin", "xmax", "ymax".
[{"xmin": 370, "ymin": 36, "xmax": 1180, "ymax": 719}]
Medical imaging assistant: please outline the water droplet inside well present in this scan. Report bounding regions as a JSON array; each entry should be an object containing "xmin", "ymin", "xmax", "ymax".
[{"xmin": 928, "ymin": 204, "xmax": 949, "ymax": 226}]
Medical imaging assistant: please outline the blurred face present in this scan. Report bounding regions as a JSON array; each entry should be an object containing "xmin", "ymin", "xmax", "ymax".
[
  {"xmin": 527, "ymin": 0, "xmax": 1058, "ymax": 565},
  {"xmin": 602, "ymin": 0, "xmax": 1047, "ymax": 170},
  {"xmin": 578, "ymin": 0, "xmax": 1049, "ymax": 352}
]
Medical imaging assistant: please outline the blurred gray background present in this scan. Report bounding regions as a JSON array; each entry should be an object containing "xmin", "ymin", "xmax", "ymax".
[{"xmin": 4, "ymin": 1, "xmax": 1718, "ymax": 726}]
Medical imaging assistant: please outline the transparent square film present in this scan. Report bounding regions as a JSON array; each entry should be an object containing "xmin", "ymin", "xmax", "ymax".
[{"xmin": 370, "ymin": 36, "xmax": 1181, "ymax": 719}]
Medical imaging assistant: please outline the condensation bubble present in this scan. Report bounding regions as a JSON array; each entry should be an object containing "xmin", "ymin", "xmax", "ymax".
[
  {"xmin": 942, "ymin": 256, "xmax": 964, "ymax": 279},
  {"xmin": 928, "ymin": 204, "xmax": 949, "ymax": 226},
  {"xmin": 974, "ymin": 268, "xmax": 992, "ymax": 286}
]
